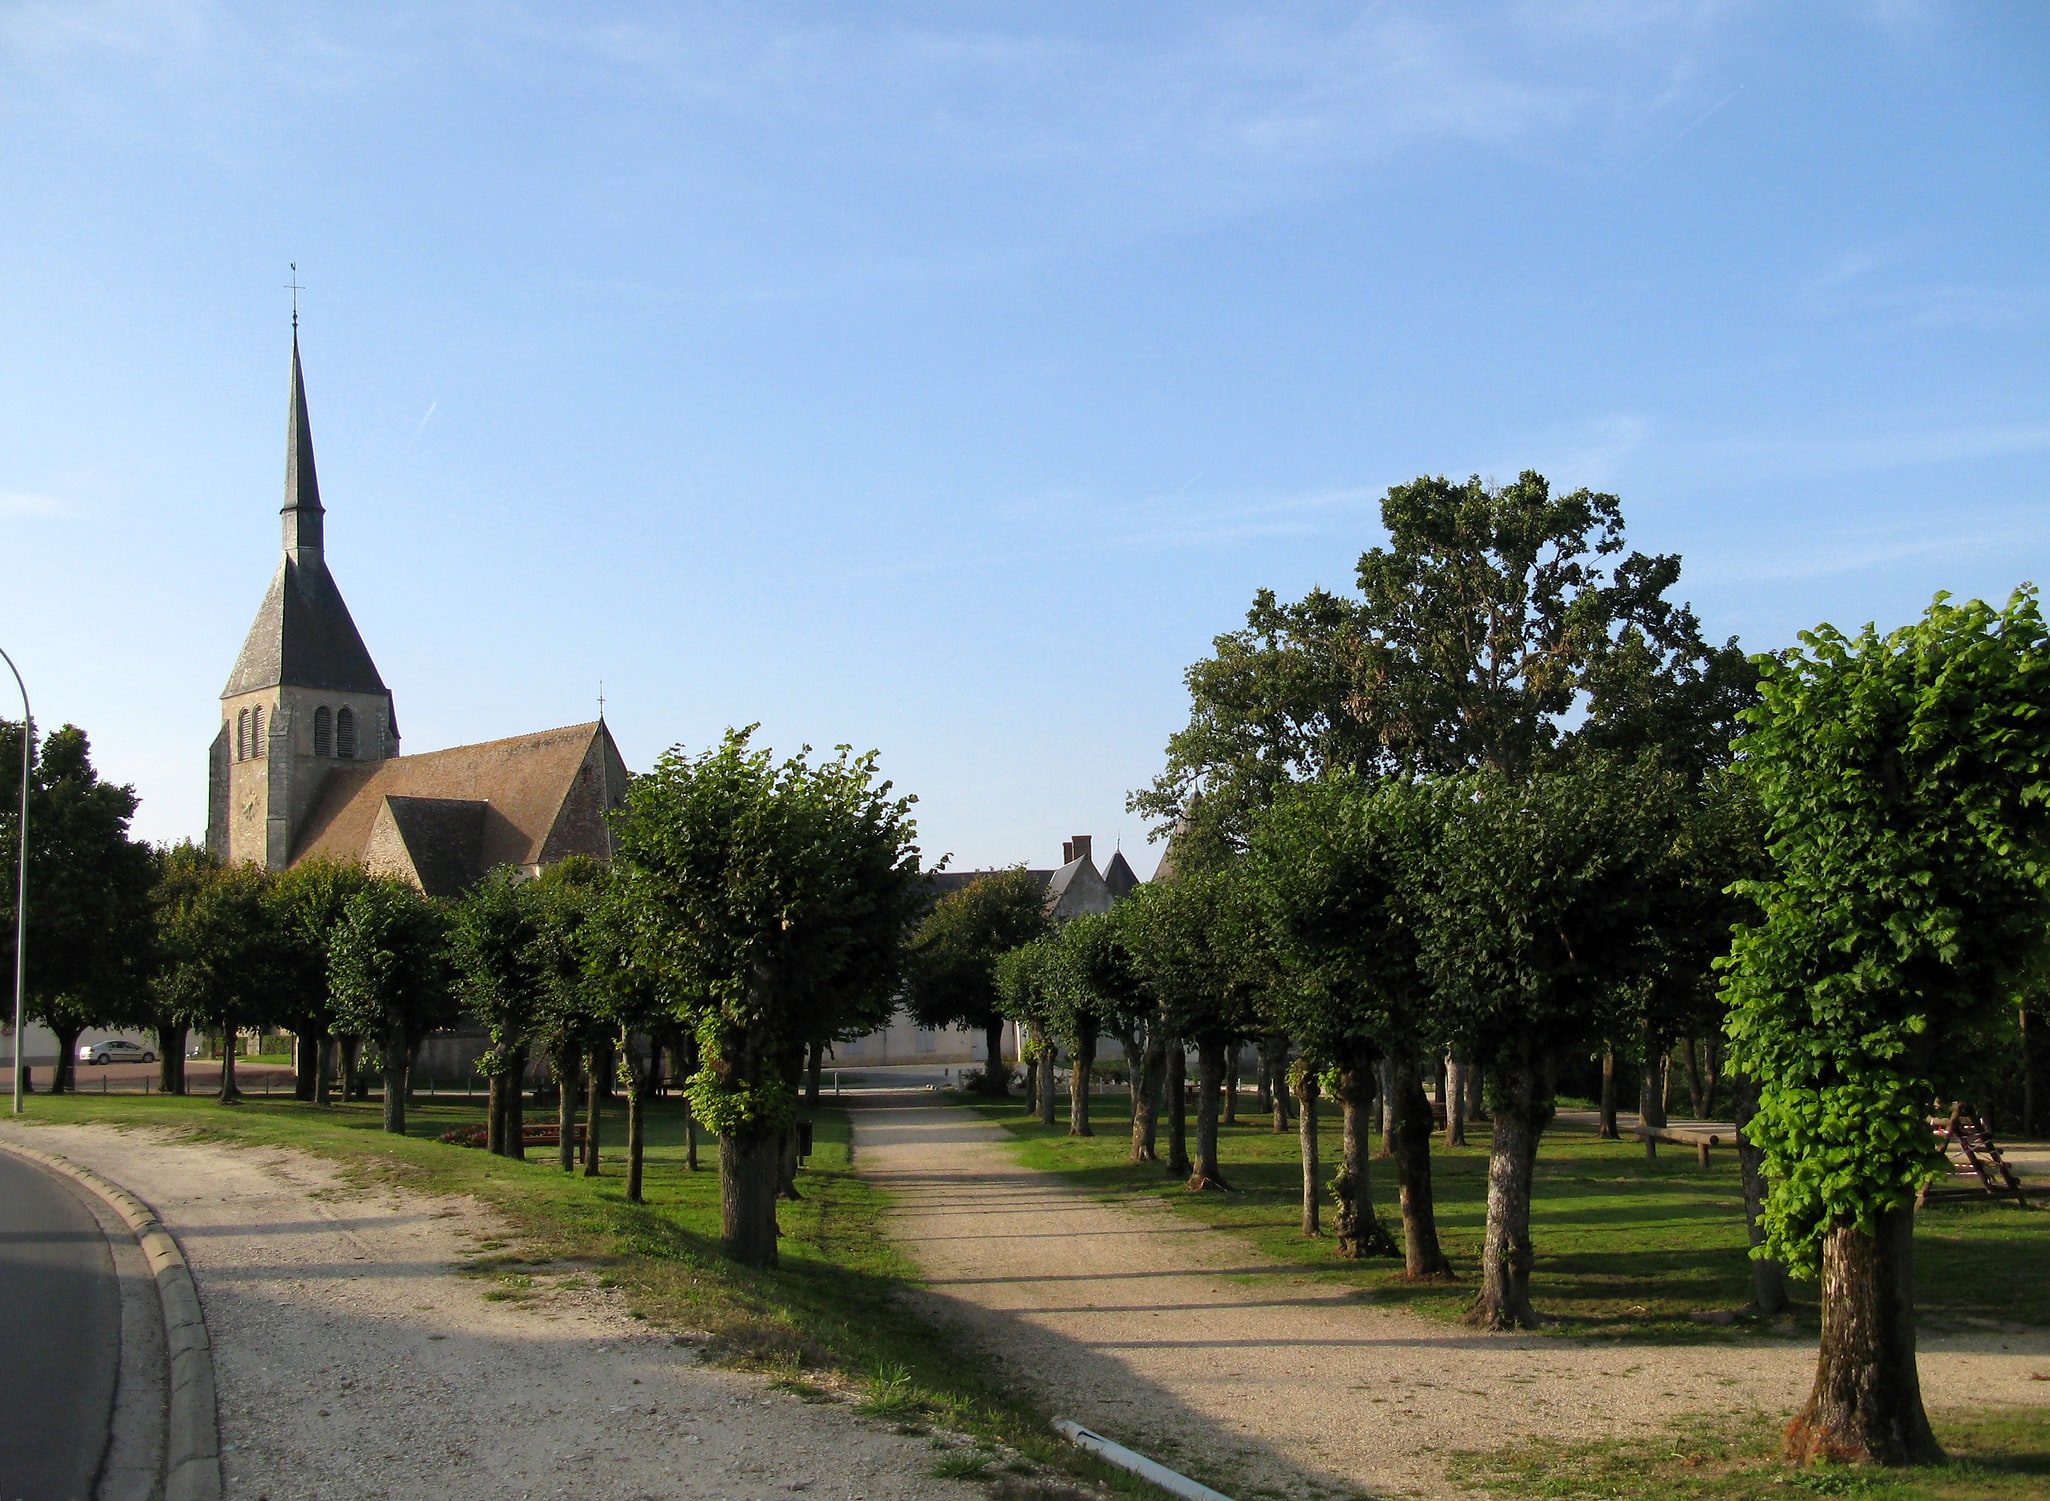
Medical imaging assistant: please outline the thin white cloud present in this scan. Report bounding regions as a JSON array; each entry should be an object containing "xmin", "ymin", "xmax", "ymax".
[{"xmin": 0, "ymin": 490, "xmax": 63, "ymax": 517}]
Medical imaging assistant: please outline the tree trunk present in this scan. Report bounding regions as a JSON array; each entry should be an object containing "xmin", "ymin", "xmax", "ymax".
[
  {"xmin": 583, "ymin": 1046, "xmax": 604, "ymax": 1177},
  {"xmin": 314, "ymin": 1034, "xmax": 333, "ymax": 1106},
  {"xmin": 1784, "ymin": 1208, "xmax": 1941, "ymax": 1467},
  {"xmin": 1389, "ymin": 1053, "xmax": 1452, "ymax": 1279},
  {"xmin": 156, "ymin": 1024, "xmax": 187, "ymax": 1096},
  {"xmin": 1598, "ymin": 1050, "xmax": 1620, "ymax": 1139},
  {"xmin": 1295, "ymin": 1063, "xmax": 1321, "ymax": 1236},
  {"xmin": 1222, "ymin": 1042, "xmax": 1238, "ymax": 1126},
  {"xmin": 1038, "ymin": 1043, "xmax": 1059, "ymax": 1127},
  {"xmin": 1333, "ymin": 1046, "xmax": 1396, "ymax": 1257},
  {"xmin": 48, "ymin": 1022, "xmax": 82, "ymax": 1093},
  {"xmin": 505, "ymin": 1045, "xmax": 527, "ymax": 1159},
  {"xmin": 779, "ymin": 1125, "xmax": 803, "ymax": 1200},
  {"xmin": 1682, "ymin": 1036, "xmax": 1709, "ymax": 1120},
  {"xmin": 2023, "ymin": 1006, "xmax": 2045, "ymax": 1138},
  {"xmin": 1190, "ymin": 1037, "xmax": 1227, "ymax": 1189},
  {"xmin": 1374, "ymin": 1056, "xmax": 1395, "ymax": 1158},
  {"xmin": 1263, "ymin": 1035, "xmax": 1291, "ymax": 1133},
  {"xmin": 487, "ymin": 1072, "xmax": 507, "ymax": 1155},
  {"xmin": 1070, "ymin": 1028, "xmax": 1097, "ymax": 1137},
  {"xmin": 1467, "ymin": 1047, "xmax": 1555, "ymax": 1330},
  {"xmin": 805, "ymin": 1038, "xmax": 825, "ymax": 1109},
  {"xmin": 1639, "ymin": 1041, "xmax": 1669, "ymax": 1131},
  {"xmin": 380, "ymin": 1023, "xmax": 408, "ymax": 1135},
  {"xmin": 623, "ymin": 1033, "xmax": 650, "ymax": 1205},
  {"xmin": 1131, "ymin": 1028, "xmax": 1164, "ymax": 1163},
  {"xmin": 1255, "ymin": 1048, "xmax": 1271, "ymax": 1116},
  {"xmin": 556, "ymin": 1045, "xmax": 579, "ymax": 1173},
  {"xmin": 719, "ymin": 1129, "xmax": 782, "ymax": 1267},
  {"xmin": 983, "ymin": 1018, "xmax": 1008, "ymax": 1094},
  {"xmin": 684, "ymin": 1091, "xmax": 699, "ymax": 1171},
  {"xmin": 1445, "ymin": 1053, "xmax": 1467, "ymax": 1147},
  {"xmin": 339, "ymin": 1036, "xmax": 360, "ymax": 1103},
  {"xmin": 218, "ymin": 1032, "xmax": 240, "ymax": 1103},
  {"xmin": 1729, "ymin": 1074, "xmax": 1789, "ymax": 1316},
  {"xmin": 1165, "ymin": 1038, "xmax": 1190, "ymax": 1178},
  {"xmin": 294, "ymin": 1028, "xmax": 320, "ymax": 1101}
]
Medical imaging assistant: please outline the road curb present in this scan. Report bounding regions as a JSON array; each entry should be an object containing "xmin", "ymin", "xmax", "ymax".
[{"xmin": 0, "ymin": 1141, "xmax": 223, "ymax": 1501}]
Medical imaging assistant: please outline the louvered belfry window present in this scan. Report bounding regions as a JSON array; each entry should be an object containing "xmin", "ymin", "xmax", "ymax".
[
  {"xmin": 336, "ymin": 706, "xmax": 357, "ymax": 760},
  {"xmin": 251, "ymin": 706, "xmax": 265, "ymax": 757},
  {"xmin": 236, "ymin": 709, "xmax": 250, "ymax": 762},
  {"xmin": 313, "ymin": 706, "xmax": 333, "ymax": 757}
]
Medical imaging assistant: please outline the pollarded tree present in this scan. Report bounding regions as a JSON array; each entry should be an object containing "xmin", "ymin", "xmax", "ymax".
[
  {"xmin": 1121, "ymin": 869, "xmax": 1263, "ymax": 1190},
  {"xmin": 579, "ymin": 863, "xmax": 681, "ymax": 1205},
  {"xmin": 529, "ymin": 856, "xmax": 607, "ymax": 1174},
  {"xmin": 1252, "ymin": 774, "xmax": 1448, "ymax": 1276},
  {"xmin": 328, "ymin": 876, "xmax": 457, "ymax": 1135},
  {"xmin": 149, "ymin": 846, "xmax": 281, "ymax": 1103},
  {"xmin": 904, "ymin": 867, "xmax": 1050, "ymax": 1095},
  {"xmin": 995, "ymin": 936, "xmax": 1062, "ymax": 1126},
  {"xmin": 1422, "ymin": 760, "xmax": 1671, "ymax": 1329},
  {"xmin": 614, "ymin": 728, "xmax": 926, "ymax": 1268},
  {"xmin": 449, "ymin": 866, "xmax": 546, "ymax": 1156},
  {"xmin": 267, "ymin": 857, "xmax": 371, "ymax": 1104},
  {"xmin": 1721, "ymin": 591, "xmax": 2050, "ymax": 1467},
  {"xmin": 1044, "ymin": 911, "xmax": 1144, "ymax": 1138},
  {"xmin": 0, "ymin": 722, "xmax": 154, "ymax": 1093}
]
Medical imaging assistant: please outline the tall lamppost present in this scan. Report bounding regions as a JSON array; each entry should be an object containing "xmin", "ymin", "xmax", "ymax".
[{"xmin": 1, "ymin": 646, "xmax": 28, "ymax": 1116}]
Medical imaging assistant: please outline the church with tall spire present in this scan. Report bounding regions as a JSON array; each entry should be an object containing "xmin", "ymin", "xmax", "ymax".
[{"xmin": 207, "ymin": 332, "xmax": 627, "ymax": 894}]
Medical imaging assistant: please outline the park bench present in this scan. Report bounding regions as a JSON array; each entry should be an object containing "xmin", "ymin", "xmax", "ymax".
[
  {"xmin": 520, "ymin": 1122, "xmax": 588, "ymax": 1149},
  {"xmin": 1632, "ymin": 1123, "xmax": 1727, "ymax": 1168}
]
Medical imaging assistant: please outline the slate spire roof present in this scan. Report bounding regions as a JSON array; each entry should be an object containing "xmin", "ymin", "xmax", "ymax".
[{"xmin": 222, "ymin": 334, "xmax": 389, "ymax": 700}]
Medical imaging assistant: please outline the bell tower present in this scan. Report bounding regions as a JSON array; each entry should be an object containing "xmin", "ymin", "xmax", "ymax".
[{"xmin": 207, "ymin": 331, "xmax": 399, "ymax": 867}]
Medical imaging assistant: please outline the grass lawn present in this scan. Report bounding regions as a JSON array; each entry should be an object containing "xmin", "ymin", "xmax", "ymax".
[
  {"xmin": 958, "ymin": 1092, "xmax": 2050, "ymax": 1341},
  {"xmin": 7, "ymin": 1088, "xmax": 1165, "ymax": 1500}
]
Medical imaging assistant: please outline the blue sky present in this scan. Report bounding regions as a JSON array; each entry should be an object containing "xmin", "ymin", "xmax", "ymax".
[{"xmin": 3, "ymin": 2, "xmax": 2045, "ymax": 871}]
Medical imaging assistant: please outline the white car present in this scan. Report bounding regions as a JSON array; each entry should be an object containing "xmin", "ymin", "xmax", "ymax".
[{"xmin": 79, "ymin": 1038, "xmax": 157, "ymax": 1065}]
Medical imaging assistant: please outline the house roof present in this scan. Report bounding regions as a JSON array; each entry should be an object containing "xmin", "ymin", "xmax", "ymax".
[
  {"xmin": 291, "ymin": 721, "xmax": 627, "ymax": 887},
  {"xmin": 1103, "ymin": 849, "xmax": 1140, "ymax": 899}
]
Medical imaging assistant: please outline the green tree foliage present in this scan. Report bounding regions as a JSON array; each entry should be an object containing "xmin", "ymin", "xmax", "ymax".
[
  {"xmin": 1721, "ymin": 590, "xmax": 2050, "ymax": 1466},
  {"xmin": 0, "ymin": 722, "xmax": 153, "ymax": 1092},
  {"xmin": 449, "ymin": 866, "xmax": 546, "ymax": 1155},
  {"xmin": 1251, "ymin": 774, "xmax": 1448, "ymax": 1274},
  {"xmin": 1422, "ymin": 760, "xmax": 1671, "ymax": 1328},
  {"xmin": 148, "ymin": 844, "xmax": 280, "ymax": 1103},
  {"xmin": 328, "ymin": 876, "xmax": 456, "ymax": 1135},
  {"xmin": 527, "ymin": 857, "xmax": 607, "ymax": 1172},
  {"xmin": 1133, "ymin": 471, "xmax": 1743, "ymax": 863},
  {"xmin": 613, "ymin": 728, "xmax": 925, "ymax": 1266},
  {"xmin": 904, "ymin": 867, "xmax": 1050, "ymax": 1093},
  {"xmin": 995, "ymin": 934, "xmax": 1062, "ymax": 1125},
  {"xmin": 1121, "ymin": 870, "xmax": 1264, "ymax": 1189},
  {"xmin": 579, "ymin": 863, "xmax": 679, "ymax": 1204},
  {"xmin": 1042, "ymin": 911, "xmax": 1144, "ymax": 1138},
  {"xmin": 266, "ymin": 857, "xmax": 371, "ymax": 1103}
]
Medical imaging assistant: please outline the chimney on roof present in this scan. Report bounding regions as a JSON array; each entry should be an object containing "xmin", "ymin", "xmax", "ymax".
[
  {"xmin": 1061, "ymin": 840, "xmax": 1073, "ymax": 864},
  {"xmin": 1070, "ymin": 834, "xmax": 1092, "ymax": 865}
]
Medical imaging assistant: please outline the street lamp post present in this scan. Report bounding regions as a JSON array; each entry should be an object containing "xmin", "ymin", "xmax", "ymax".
[{"xmin": 1, "ymin": 646, "xmax": 28, "ymax": 1116}]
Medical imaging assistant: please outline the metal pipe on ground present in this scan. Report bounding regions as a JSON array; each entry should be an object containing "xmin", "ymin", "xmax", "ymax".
[{"xmin": 1053, "ymin": 1419, "xmax": 1234, "ymax": 1501}]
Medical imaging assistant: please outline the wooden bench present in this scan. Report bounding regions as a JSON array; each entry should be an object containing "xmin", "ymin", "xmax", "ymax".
[
  {"xmin": 519, "ymin": 1122, "xmax": 588, "ymax": 1149},
  {"xmin": 1632, "ymin": 1124, "xmax": 1726, "ymax": 1168}
]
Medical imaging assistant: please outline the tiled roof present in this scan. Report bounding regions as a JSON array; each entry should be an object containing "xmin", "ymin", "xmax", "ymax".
[
  {"xmin": 291, "ymin": 721, "xmax": 626, "ymax": 887},
  {"xmin": 222, "ymin": 556, "xmax": 388, "ymax": 697},
  {"xmin": 374, "ymin": 796, "xmax": 488, "ymax": 898}
]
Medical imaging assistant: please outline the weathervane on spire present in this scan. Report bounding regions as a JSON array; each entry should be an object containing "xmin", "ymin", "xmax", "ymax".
[
  {"xmin": 598, "ymin": 680, "xmax": 607, "ymax": 722},
  {"xmin": 286, "ymin": 262, "xmax": 303, "ymax": 332}
]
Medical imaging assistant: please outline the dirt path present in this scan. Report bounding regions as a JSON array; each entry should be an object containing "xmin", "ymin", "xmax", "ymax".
[
  {"xmin": 2, "ymin": 1121, "xmax": 982, "ymax": 1501},
  {"xmin": 853, "ymin": 1097, "xmax": 2050, "ymax": 1501}
]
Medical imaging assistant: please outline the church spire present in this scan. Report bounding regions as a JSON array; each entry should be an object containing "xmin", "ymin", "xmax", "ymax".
[{"xmin": 282, "ymin": 331, "xmax": 324, "ymax": 561}]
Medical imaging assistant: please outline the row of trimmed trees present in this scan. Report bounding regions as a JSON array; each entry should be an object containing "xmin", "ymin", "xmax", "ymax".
[{"xmin": 909, "ymin": 474, "xmax": 2050, "ymax": 1471}]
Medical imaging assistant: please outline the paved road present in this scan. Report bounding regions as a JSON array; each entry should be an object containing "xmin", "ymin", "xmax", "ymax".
[{"xmin": 0, "ymin": 1151, "xmax": 122, "ymax": 1501}]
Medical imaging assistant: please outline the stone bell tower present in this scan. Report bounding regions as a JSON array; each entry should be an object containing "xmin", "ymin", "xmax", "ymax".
[{"xmin": 206, "ymin": 331, "xmax": 399, "ymax": 868}]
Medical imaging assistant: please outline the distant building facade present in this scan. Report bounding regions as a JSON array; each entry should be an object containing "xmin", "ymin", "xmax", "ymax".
[{"xmin": 206, "ymin": 334, "xmax": 626, "ymax": 894}]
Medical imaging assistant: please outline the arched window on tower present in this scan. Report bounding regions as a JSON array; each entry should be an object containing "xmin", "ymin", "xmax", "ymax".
[
  {"xmin": 251, "ymin": 706, "xmax": 265, "ymax": 758},
  {"xmin": 236, "ymin": 709, "xmax": 249, "ymax": 762},
  {"xmin": 313, "ymin": 706, "xmax": 333, "ymax": 757},
  {"xmin": 336, "ymin": 706, "xmax": 357, "ymax": 760}
]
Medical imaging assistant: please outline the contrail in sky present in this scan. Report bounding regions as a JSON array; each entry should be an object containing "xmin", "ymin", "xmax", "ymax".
[
  {"xmin": 416, "ymin": 401, "xmax": 437, "ymax": 435},
  {"xmin": 1632, "ymin": 85, "xmax": 1745, "ymax": 174}
]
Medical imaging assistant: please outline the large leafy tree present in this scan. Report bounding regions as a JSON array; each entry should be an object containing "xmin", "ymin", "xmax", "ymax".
[
  {"xmin": 449, "ymin": 867, "xmax": 546, "ymax": 1157},
  {"xmin": 1135, "ymin": 471, "xmax": 1743, "ymax": 862},
  {"xmin": 579, "ymin": 863, "xmax": 681, "ymax": 1205},
  {"xmin": 529, "ymin": 857, "xmax": 606, "ymax": 1174},
  {"xmin": 0, "ymin": 722, "xmax": 153, "ymax": 1093},
  {"xmin": 1252, "ymin": 774, "xmax": 1449, "ymax": 1277},
  {"xmin": 1043, "ymin": 911, "xmax": 1145, "ymax": 1139},
  {"xmin": 149, "ymin": 846, "xmax": 281, "ymax": 1103},
  {"xmin": 995, "ymin": 936, "xmax": 1062, "ymax": 1126},
  {"xmin": 1422, "ymin": 760, "xmax": 1670, "ymax": 1329},
  {"xmin": 1721, "ymin": 591, "xmax": 2050, "ymax": 1467},
  {"xmin": 904, "ymin": 867, "xmax": 1050, "ymax": 1094},
  {"xmin": 614, "ymin": 728, "xmax": 925, "ymax": 1267},
  {"xmin": 328, "ymin": 876, "xmax": 457, "ymax": 1135},
  {"xmin": 267, "ymin": 858, "xmax": 371, "ymax": 1104}
]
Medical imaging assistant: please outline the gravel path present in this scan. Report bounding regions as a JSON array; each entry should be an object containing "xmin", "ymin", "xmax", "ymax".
[
  {"xmin": 853, "ymin": 1097, "xmax": 2050, "ymax": 1501},
  {"xmin": 2, "ymin": 1121, "xmax": 985, "ymax": 1501}
]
